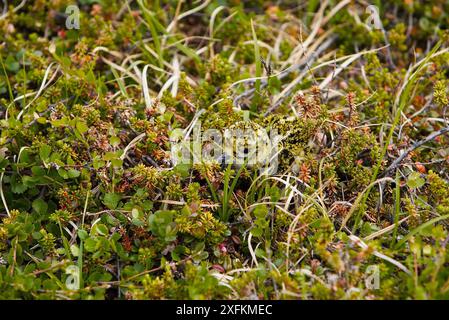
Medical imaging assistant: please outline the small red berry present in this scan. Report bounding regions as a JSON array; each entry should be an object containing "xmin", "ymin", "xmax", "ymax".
[{"xmin": 57, "ymin": 29, "xmax": 66, "ymax": 39}]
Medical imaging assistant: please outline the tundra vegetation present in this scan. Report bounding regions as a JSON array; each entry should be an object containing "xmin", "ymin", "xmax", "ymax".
[{"xmin": 1, "ymin": 0, "xmax": 449, "ymax": 300}]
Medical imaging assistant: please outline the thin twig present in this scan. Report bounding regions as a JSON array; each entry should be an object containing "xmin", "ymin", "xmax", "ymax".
[{"xmin": 381, "ymin": 125, "xmax": 449, "ymax": 177}]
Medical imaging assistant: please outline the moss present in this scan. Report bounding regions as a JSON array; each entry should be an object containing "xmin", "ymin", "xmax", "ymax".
[
  {"xmin": 175, "ymin": 207, "xmax": 227, "ymax": 244},
  {"xmin": 433, "ymin": 80, "xmax": 449, "ymax": 108},
  {"xmin": 427, "ymin": 170, "xmax": 449, "ymax": 208},
  {"xmin": 335, "ymin": 128, "xmax": 381, "ymax": 189},
  {"xmin": 206, "ymin": 55, "xmax": 236, "ymax": 87},
  {"xmin": 38, "ymin": 229, "xmax": 57, "ymax": 256},
  {"xmin": 2, "ymin": 0, "xmax": 449, "ymax": 301},
  {"xmin": 129, "ymin": 164, "xmax": 163, "ymax": 190}
]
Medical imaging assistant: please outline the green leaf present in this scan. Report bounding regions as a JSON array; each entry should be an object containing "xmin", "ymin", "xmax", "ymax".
[
  {"xmin": 5, "ymin": 55, "xmax": 19, "ymax": 72},
  {"xmin": 78, "ymin": 229, "xmax": 88, "ymax": 240},
  {"xmin": 76, "ymin": 120, "xmax": 89, "ymax": 134},
  {"xmin": 111, "ymin": 158, "xmax": 123, "ymax": 168},
  {"xmin": 174, "ymin": 164, "xmax": 191, "ymax": 178},
  {"xmin": 84, "ymin": 238, "xmax": 97, "ymax": 252},
  {"xmin": 51, "ymin": 118, "xmax": 67, "ymax": 127},
  {"xmin": 39, "ymin": 144, "xmax": 52, "ymax": 161},
  {"xmin": 148, "ymin": 210, "xmax": 177, "ymax": 241},
  {"xmin": 103, "ymin": 193, "xmax": 122, "ymax": 210},
  {"xmin": 93, "ymin": 156, "xmax": 106, "ymax": 169},
  {"xmin": 251, "ymin": 227, "xmax": 263, "ymax": 238},
  {"xmin": 57, "ymin": 168, "xmax": 69, "ymax": 179},
  {"xmin": 104, "ymin": 151, "xmax": 118, "ymax": 161},
  {"xmin": 407, "ymin": 172, "xmax": 425, "ymax": 189},
  {"xmin": 32, "ymin": 198, "xmax": 48, "ymax": 215},
  {"xmin": 131, "ymin": 208, "xmax": 141, "ymax": 219},
  {"xmin": 93, "ymin": 224, "xmax": 109, "ymax": 236},
  {"xmin": 67, "ymin": 168, "xmax": 80, "ymax": 178},
  {"xmin": 32, "ymin": 231, "xmax": 43, "ymax": 240},
  {"xmin": 132, "ymin": 218, "xmax": 145, "ymax": 227},
  {"xmin": 109, "ymin": 136, "xmax": 121, "ymax": 147},
  {"xmin": 70, "ymin": 244, "xmax": 80, "ymax": 257},
  {"xmin": 10, "ymin": 174, "xmax": 28, "ymax": 194},
  {"xmin": 31, "ymin": 166, "xmax": 46, "ymax": 177},
  {"xmin": 253, "ymin": 205, "xmax": 268, "ymax": 219}
]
